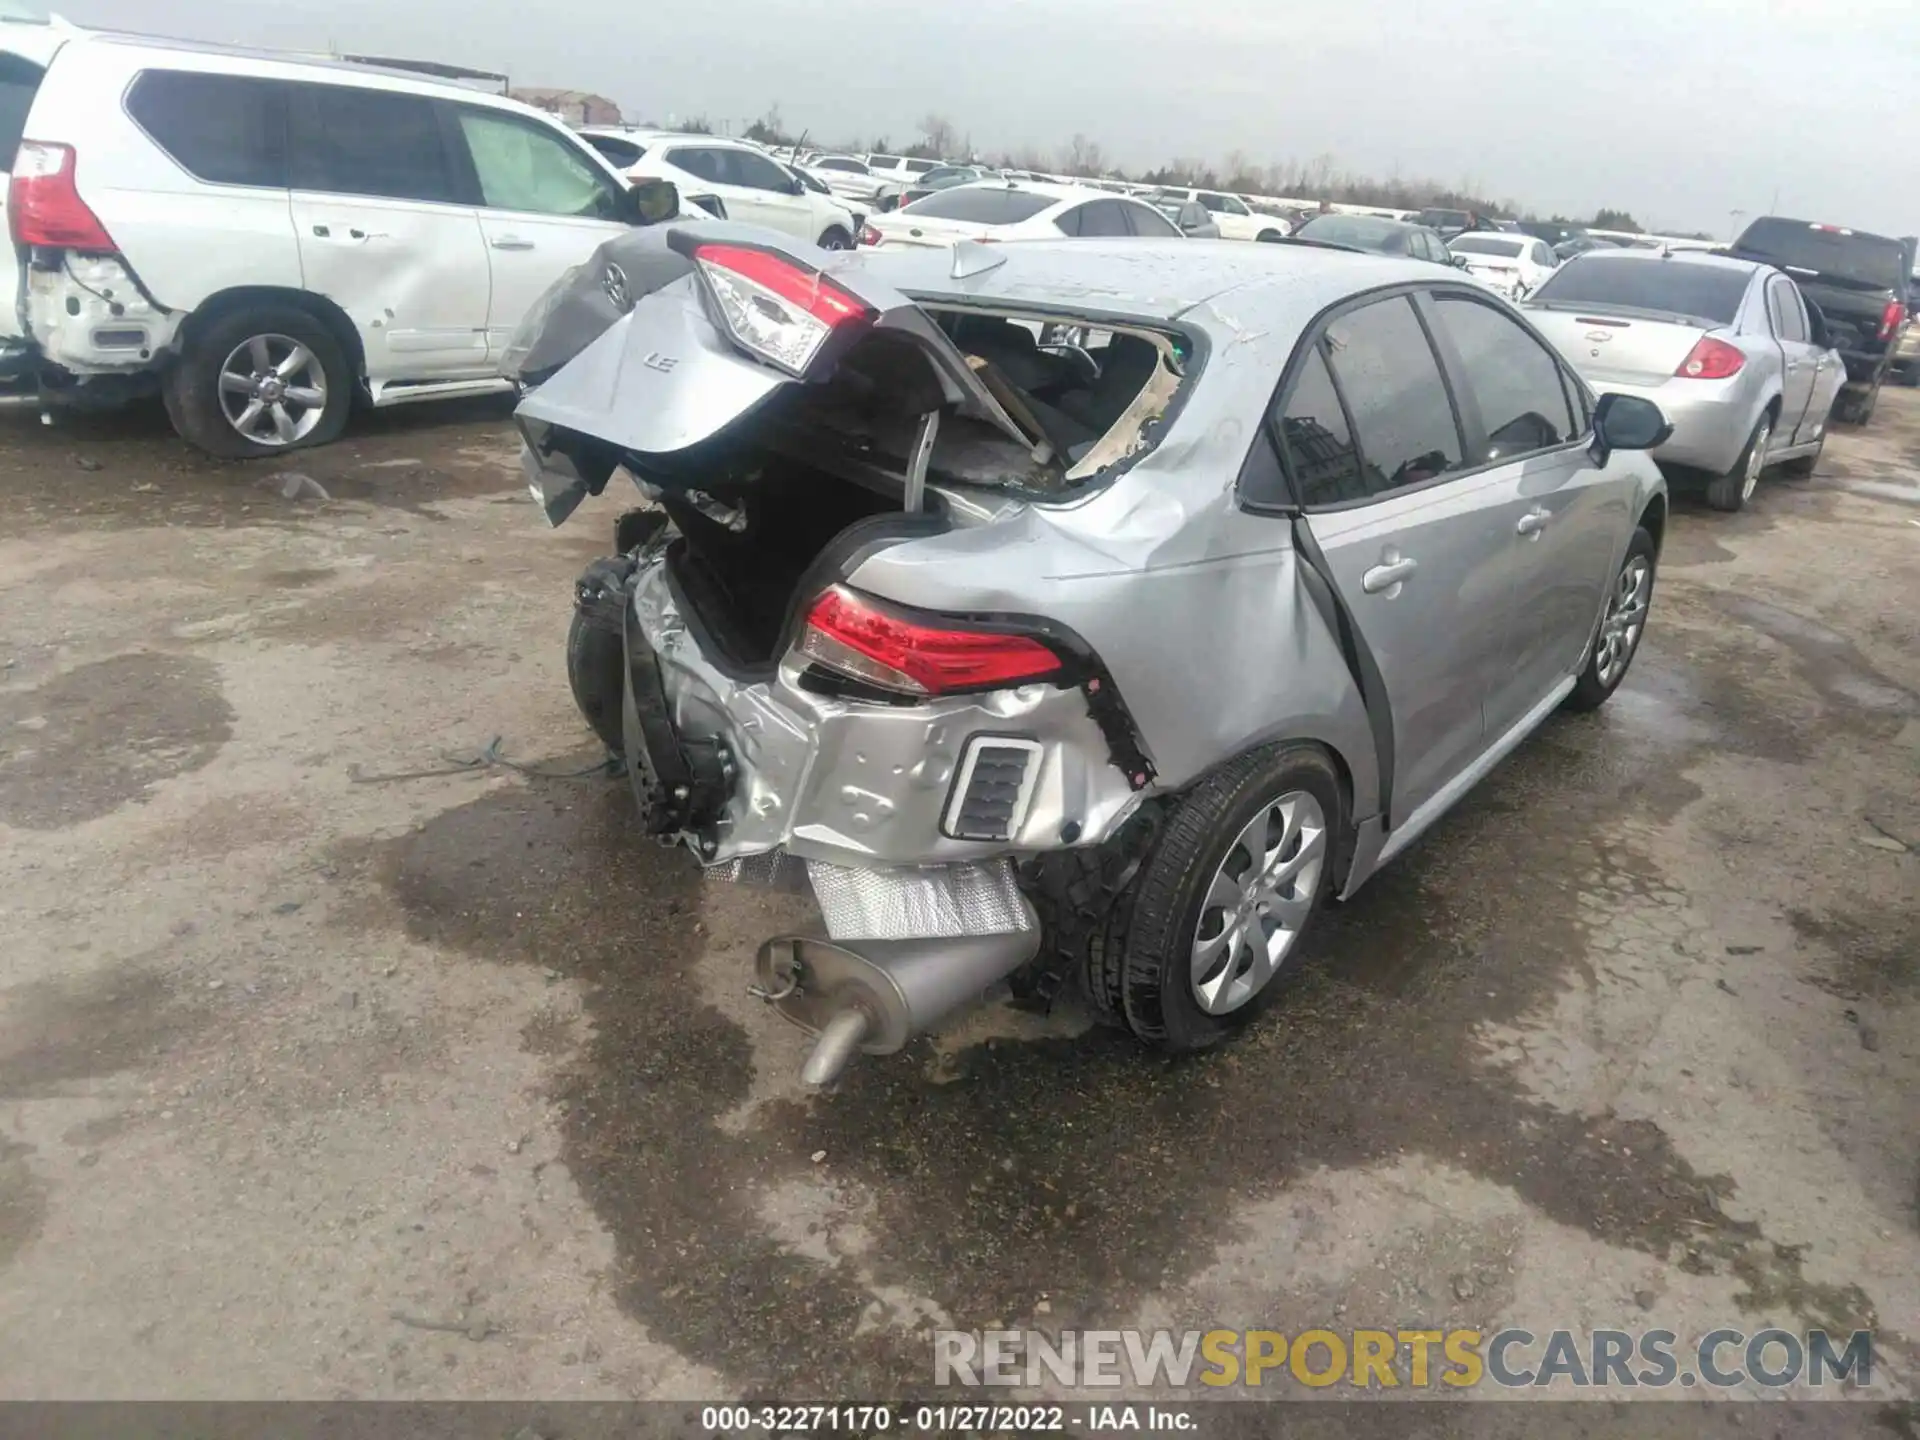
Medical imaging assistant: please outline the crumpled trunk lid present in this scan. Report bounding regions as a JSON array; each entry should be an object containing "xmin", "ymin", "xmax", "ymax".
[{"xmin": 511, "ymin": 222, "xmax": 1033, "ymax": 525}]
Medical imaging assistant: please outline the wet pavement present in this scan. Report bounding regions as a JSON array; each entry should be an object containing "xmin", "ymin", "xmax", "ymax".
[{"xmin": 0, "ymin": 388, "xmax": 1913, "ymax": 1409}]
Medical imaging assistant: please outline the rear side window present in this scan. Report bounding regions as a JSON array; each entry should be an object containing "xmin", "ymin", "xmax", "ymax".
[
  {"xmin": 1128, "ymin": 202, "xmax": 1182, "ymax": 238},
  {"xmin": 1273, "ymin": 345, "xmax": 1364, "ymax": 507},
  {"xmin": 0, "ymin": 53, "xmax": 44, "ymax": 171},
  {"xmin": 127, "ymin": 71, "xmax": 286, "ymax": 188},
  {"xmin": 1321, "ymin": 296, "xmax": 1464, "ymax": 498},
  {"xmin": 1071, "ymin": 200, "xmax": 1131, "ymax": 237},
  {"xmin": 288, "ymin": 84, "xmax": 455, "ymax": 203},
  {"xmin": 1767, "ymin": 278, "xmax": 1808, "ymax": 343},
  {"xmin": 1531, "ymin": 257, "xmax": 1749, "ymax": 324},
  {"xmin": 1429, "ymin": 294, "xmax": 1576, "ymax": 461}
]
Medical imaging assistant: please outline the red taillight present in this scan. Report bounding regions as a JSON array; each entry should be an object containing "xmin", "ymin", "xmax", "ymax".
[
  {"xmin": 9, "ymin": 141, "xmax": 115, "ymax": 252},
  {"xmin": 692, "ymin": 242, "xmax": 873, "ymax": 375},
  {"xmin": 798, "ymin": 586, "xmax": 1063, "ymax": 696},
  {"xmin": 1878, "ymin": 300, "xmax": 1906, "ymax": 341},
  {"xmin": 857, "ymin": 223, "xmax": 882, "ymax": 246},
  {"xmin": 1675, "ymin": 336, "xmax": 1745, "ymax": 380}
]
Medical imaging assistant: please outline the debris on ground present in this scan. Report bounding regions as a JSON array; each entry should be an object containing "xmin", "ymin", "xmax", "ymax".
[{"xmin": 261, "ymin": 471, "xmax": 330, "ymax": 501}]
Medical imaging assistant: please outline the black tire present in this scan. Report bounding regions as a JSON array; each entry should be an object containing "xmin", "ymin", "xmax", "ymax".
[
  {"xmin": 1704, "ymin": 413, "xmax": 1770, "ymax": 512},
  {"xmin": 566, "ymin": 607, "xmax": 626, "ymax": 755},
  {"xmin": 818, "ymin": 226, "xmax": 854, "ymax": 251},
  {"xmin": 1256, "ymin": 230, "xmax": 1284, "ymax": 244},
  {"xmin": 1565, "ymin": 526, "xmax": 1657, "ymax": 712},
  {"xmin": 1089, "ymin": 743, "xmax": 1344, "ymax": 1053},
  {"xmin": 1834, "ymin": 381, "xmax": 1880, "ymax": 426},
  {"xmin": 163, "ymin": 303, "xmax": 352, "ymax": 459}
]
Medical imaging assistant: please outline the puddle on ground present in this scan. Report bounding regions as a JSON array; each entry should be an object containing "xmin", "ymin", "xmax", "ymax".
[{"xmin": 0, "ymin": 651, "xmax": 233, "ymax": 829}]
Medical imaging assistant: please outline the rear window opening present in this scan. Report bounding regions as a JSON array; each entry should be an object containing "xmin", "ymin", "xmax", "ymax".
[{"xmin": 622, "ymin": 306, "xmax": 1189, "ymax": 672}]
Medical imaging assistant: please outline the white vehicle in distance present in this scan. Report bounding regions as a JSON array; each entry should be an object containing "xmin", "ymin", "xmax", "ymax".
[
  {"xmin": 0, "ymin": 19, "xmax": 678, "ymax": 457},
  {"xmin": 864, "ymin": 153, "xmax": 941, "ymax": 183},
  {"xmin": 858, "ymin": 181, "xmax": 1184, "ymax": 248},
  {"xmin": 1149, "ymin": 187, "xmax": 1289, "ymax": 242},
  {"xmin": 579, "ymin": 129, "xmax": 861, "ymax": 249},
  {"xmin": 1448, "ymin": 232, "xmax": 1560, "ymax": 300},
  {"xmin": 800, "ymin": 153, "xmax": 893, "ymax": 206}
]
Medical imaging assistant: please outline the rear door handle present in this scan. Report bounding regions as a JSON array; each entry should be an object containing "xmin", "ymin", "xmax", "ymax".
[
  {"xmin": 1361, "ymin": 555, "xmax": 1418, "ymax": 594},
  {"xmin": 490, "ymin": 237, "xmax": 536, "ymax": 251},
  {"xmin": 1516, "ymin": 507, "xmax": 1551, "ymax": 537}
]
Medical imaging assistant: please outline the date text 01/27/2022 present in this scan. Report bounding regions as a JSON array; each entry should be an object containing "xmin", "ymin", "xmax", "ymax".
[{"xmin": 698, "ymin": 1404, "xmax": 1198, "ymax": 1432}]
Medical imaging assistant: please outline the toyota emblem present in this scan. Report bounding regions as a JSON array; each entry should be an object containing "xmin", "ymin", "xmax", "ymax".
[{"xmin": 602, "ymin": 262, "xmax": 630, "ymax": 311}]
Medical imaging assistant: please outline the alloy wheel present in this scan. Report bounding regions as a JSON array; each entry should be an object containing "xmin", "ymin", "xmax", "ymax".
[
  {"xmin": 1741, "ymin": 419, "xmax": 1771, "ymax": 501},
  {"xmin": 1190, "ymin": 790, "xmax": 1327, "ymax": 1015},
  {"xmin": 217, "ymin": 334, "xmax": 329, "ymax": 448},
  {"xmin": 1594, "ymin": 554, "xmax": 1652, "ymax": 688}
]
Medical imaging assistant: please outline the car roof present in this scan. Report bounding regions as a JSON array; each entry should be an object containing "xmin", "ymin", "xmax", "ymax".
[
  {"xmin": 69, "ymin": 26, "xmax": 527, "ymax": 105},
  {"xmin": 1564, "ymin": 248, "xmax": 1764, "ymax": 276},
  {"xmin": 1452, "ymin": 231, "xmax": 1527, "ymax": 243},
  {"xmin": 833, "ymin": 237, "xmax": 1442, "ymax": 327}
]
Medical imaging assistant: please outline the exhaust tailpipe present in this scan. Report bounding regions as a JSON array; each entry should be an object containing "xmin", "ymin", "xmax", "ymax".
[{"xmin": 755, "ymin": 895, "xmax": 1041, "ymax": 1088}]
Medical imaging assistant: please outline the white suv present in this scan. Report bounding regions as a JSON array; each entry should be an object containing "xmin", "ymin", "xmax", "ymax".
[
  {"xmin": 0, "ymin": 19, "xmax": 666, "ymax": 456},
  {"xmin": 581, "ymin": 130, "xmax": 862, "ymax": 251},
  {"xmin": 1149, "ymin": 188, "xmax": 1290, "ymax": 243}
]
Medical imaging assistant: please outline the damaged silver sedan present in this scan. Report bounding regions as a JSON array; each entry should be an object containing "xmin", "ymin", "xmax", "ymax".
[{"xmin": 510, "ymin": 218, "xmax": 1674, "ymax": 1086}]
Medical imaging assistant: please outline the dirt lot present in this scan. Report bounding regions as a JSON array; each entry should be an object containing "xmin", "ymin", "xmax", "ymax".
[{"xmin": 0, "ymin": 386, "xmax": 1913, "ymax": 1411}]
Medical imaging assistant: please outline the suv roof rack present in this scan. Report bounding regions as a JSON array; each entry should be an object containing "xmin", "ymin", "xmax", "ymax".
[{"xmin": 331, "ymin": 54, "xmax": 509, "ymax": 93}]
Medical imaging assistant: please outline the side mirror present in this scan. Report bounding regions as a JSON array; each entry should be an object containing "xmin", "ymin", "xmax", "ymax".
[
  {"xmin": 1452, "ymin": 253, "xmax": 1471, "ymax": 269},
  {"xmin": 626, "ymin": 177, "xmax": 680, "ymax": 226},
  {"xmin": 1591, "ymin": 392, "xmax": 1672, "ymax": 466}
]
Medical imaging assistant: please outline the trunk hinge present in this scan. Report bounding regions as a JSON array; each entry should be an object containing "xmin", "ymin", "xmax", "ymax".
[{"xmin": 903, "ymin": 409, "xmax": 940, "ymax": 511}]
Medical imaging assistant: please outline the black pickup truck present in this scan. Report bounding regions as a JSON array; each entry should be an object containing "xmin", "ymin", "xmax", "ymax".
[{"xmin": 1729, "ymin": 216, "xmax": 1914, "ymax": 425}]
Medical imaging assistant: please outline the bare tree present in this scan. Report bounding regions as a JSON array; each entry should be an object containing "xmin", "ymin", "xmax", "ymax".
[
  {"xmin": 918, "ymin": 113, "xmax": 959, "ymax": 161},
  {"xmin": 1057, "ymin": 133, "xmax": 1106, "ymax": 178}
]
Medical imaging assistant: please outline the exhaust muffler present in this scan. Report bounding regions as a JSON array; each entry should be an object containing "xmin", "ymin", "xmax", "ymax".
[{"xmin": 754, "ymin": 896, "xmax": 1041, "ymax": 1088}]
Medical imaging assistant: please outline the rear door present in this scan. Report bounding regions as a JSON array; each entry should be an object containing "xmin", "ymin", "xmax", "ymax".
[
  {"xmin": 286, "ymin": 81, "xmax": 491, "ymax": 379},
  {"xmin": 1425, "ymin": 290, "xmax": 1620, "ymax": 733},
  {"xmin": 1291, "ymin": 291, "xmax": 1511, "ymax": 824},
  {"xmin": 447, "ymin": 104, "xmax": 631, "ymax": 363},
  {"xmin": 1765, "ymin": 274, "xmax": 1822, "ymax": 443}
]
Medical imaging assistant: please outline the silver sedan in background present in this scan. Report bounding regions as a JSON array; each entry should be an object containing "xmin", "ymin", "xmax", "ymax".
[{"xmin": 1525, "ymin": 251, "xmax": 1844, "ymax": 511}]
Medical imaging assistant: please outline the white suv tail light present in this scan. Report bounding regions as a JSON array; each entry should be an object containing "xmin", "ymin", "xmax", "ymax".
[{"xmin": 10, "ymin": 142, "xmax": 117, "ymax": 252}]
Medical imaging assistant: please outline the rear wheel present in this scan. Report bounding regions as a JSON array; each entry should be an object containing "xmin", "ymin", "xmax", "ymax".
[
  {"xmin": 818, "ymin": 226, "xmax": 854, "ymax": 251},
  {"xmin": 1088, "ymin": 743, "xmax": 1343, "ymax": 1053},
  {"xmin": 1256, "ymin": 230, "xmax": 1284, "ymax": 243},
  {"xmin": 1565, "ymin": 526, "xmax": 1656, "ymax": 712},
  {"xmin": 163, "ymin": 305, "xmax": 351, "ymax": 459},
  {"xmin": 1705, "ymin": 413, "xmax": 1770, "ymax": 512}
]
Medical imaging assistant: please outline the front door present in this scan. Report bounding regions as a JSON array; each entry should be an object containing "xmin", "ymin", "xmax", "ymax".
[
  {"xmin": 1423, "ymin": 290, "xmax": 1625, "ymax": 730},
  {"xmin": 1290, "ymin": 293, "xmax": 1516, "ymax": 824},
  {"xmin": 449, "ymin": 106, "xmax": 633, "ymax": 362},
  {"xmin": 286, "ymin": 82, "xmax": 491, "ymax": 379}
]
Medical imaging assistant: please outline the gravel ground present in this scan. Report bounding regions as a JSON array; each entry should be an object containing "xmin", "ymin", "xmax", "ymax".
[{"xmin": 0, "ymin": 386, "xmax": 1913, "ymax": 1414}]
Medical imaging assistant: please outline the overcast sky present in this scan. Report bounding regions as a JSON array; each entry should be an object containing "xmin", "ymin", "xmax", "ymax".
[{"xmin": 57, "ymin": 0, "xmax": 1920, "ymax": 239}]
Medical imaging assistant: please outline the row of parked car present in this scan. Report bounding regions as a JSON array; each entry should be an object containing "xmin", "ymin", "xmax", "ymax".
[{"xmin": 0, "ymin": 10, "xmax": 1910, "ymax": 500}]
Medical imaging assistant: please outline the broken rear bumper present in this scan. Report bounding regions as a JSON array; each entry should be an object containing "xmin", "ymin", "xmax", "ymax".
[{"xmin": 623, "ymin": 553, "xmax": 1142, "ymax": 870}]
